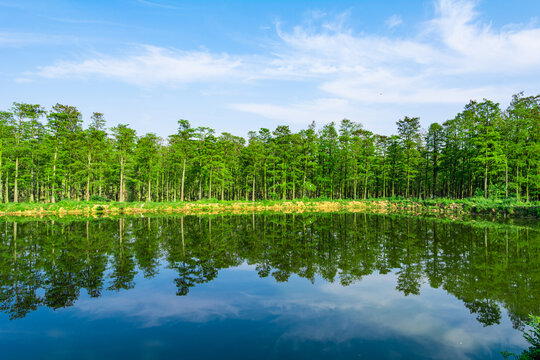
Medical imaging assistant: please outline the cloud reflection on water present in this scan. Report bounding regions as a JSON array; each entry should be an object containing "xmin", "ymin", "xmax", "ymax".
[{"xmin": 73, "ymin": 265, "xmax": 526, "ymax": 358}]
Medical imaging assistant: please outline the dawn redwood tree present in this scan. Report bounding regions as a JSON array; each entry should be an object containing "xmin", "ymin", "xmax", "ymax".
[
  {"xmin": 0, "ymin": 111, "xmax": 14, "ymax": 203},
  {"xmin": 506, "ymin": 93, "xmax": 540, "ymax": 201},
  {"xmin": 168, "ymin": 119, "xmax": 196, "ymax": 201},
  {"xmin": 372, "ymin": 135, "xmax": 390, "ymax": 198},
  {"xmin": 298, "ymin": 122, "xmax": 318, "ymax": 198},
  {"xmin": 397, "ymin": 116, "xmax": 421, "ymax": 198},
  {"xmin": 318, "ymin": 122, "xmax": 339, "ymax": 199},
  {"xmin": 0, "ymin": 92, "xmax": 537, "ymax": 203},
  {"xmin": 9, "ymin": 103, "xmax": 45, "ymax": 202},
  {"xmin": 135, "ymin": 133, "xmax": 161, "ymax": 201},
  {"xmin": 386, "ymin": 135, "xmax": 404, "ymax": 197},
  {"xmin": 82, "ymin": 112, "xmax": 108, "ymax": 200},
  {"xmin": 426, "ymin": 123, "xmax": 443, "ymax": 198},
  {"xmin": 47, "ymin": 103, "xmax": 82, "ymax": 203},
  {"xmin": 111, "ymin": 124, "xmax": 137, "ymax": 202},
  {"xmin": 466, "ymin": 100, "xmax": 504, "ymax": 198}
]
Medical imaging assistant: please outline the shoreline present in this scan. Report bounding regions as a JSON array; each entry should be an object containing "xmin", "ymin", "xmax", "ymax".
[{"xmin": 0, "ymin": 198, "xmax": 538, "ymax": 218}]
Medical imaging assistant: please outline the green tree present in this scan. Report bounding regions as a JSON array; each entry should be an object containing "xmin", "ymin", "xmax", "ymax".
[
  {"xmin": 397, "ymin": 116, "xmax": 421, "ymax": 197},
  {"xmin": 47, "ymin": 104, "xmax": 82, "ymax": 202},
  {"xmin": 111, "ymin": 124, "xmax": 137, "ymax": 202}
]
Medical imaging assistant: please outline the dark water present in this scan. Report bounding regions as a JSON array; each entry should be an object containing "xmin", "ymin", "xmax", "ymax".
[{"xmin": 0, "ymin": 213, "xmax": 538, "ymax": 359}]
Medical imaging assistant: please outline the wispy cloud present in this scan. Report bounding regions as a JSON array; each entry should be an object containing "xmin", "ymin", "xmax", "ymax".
[
  {"xmin": 0, "ymin": 32, "xmax": 79, "ymax": 47},
  {"xmin": 262, "ymin": 0, "xmax": 540, "ymax": 103},
  {"xmin": 44, "ymin": 16, "xmax": 127, "ymax": 27},
  {"xmin": 19, "ymin": 0, "xmax": 540, "ymax": 127},
  {"xmin": 385, "ymin": 14, "xmax": 403, "ymax": 29},
  {"xmin": 31, "ymin": 45, "xmax": 243, "ymax": 86},
  {"xmin": 137, "ymin": 0, "xmax": 183, "ymax": 10},
  {"xmin": 231, "ymin": 0, "xmax": 540, "ymax": 120},
  {"xmin": 73, "ymin": 270, "xmax": 526, "ymax": 358},
  {"xmin": 428, "ymin": 0, "xmax": 540, "ymax": 73},
  {"xmin": 231, "ymin": 98, "xmax": 351, "ymax": 124}
]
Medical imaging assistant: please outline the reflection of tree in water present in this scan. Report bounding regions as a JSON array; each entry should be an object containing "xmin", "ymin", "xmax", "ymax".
[
  {"xmin": 0, "ymin": 224, "xmax": 41, "ymax": 319},
  {"xmin": 174, "ymin": 260, "xmax": 218, "ymax": 296},
  {"xmin": 465, "ymin": 299, "xmax": 502, "ymax": 327},
  {"xmin": 0, "ymin": 214, "xmax": 538, "ymax": 329},
  {"xmin": 396, "ymin": 263, "xmax": 423, "ymax": 296}
]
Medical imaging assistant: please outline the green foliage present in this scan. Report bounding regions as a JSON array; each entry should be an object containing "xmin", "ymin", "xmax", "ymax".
[
  {"xmin": 89, "ymin": 195, "xmax": 110, "ymax": 202},
  {"xmin": 502, "ymin": 315, "xmax": 540, "ymax": 359},
  {"xmin": 0, "ymin": 93, "xmax": 538, "ymax": 204}
]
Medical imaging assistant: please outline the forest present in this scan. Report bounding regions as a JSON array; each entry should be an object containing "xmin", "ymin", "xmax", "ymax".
[{"xmin": 0, "ymin": 92, "xmax": 538, "ymax": 203}]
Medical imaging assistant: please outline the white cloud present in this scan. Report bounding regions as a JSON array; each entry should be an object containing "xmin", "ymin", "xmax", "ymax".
[
  {"xmin": 386, "ymin": 14, "xmax": 403, "ymax": 29},
  {"xmin": 231, "ymin": 98, "xmax": 350, "ymax": 125},
  {"xmin": 72, "ymin": 269, "xmax": 526, "ymax": 357},
  {"xmin": 20, "ymin": 0, "xmax": 540, "ymax": 130},
  {"xmin": 137, "ymin": 0, "xmax": 183, "ymax": 10},
  {"xmin": 428, "ymin": 0, "xmax": 540, "ymax": 73},
  {"xmin": 27, "ymin": 0, "xmax": 540, "ymax": 86},
  {"xmin": 231, "ymin": 0, "xmax": 540, "ymax": 123},
  {"xmin": 32, "ymin": 45, "xmax": 243, "ymax": 86},
  {"xmin": 0, "ymin": 32, "xmax": 77, "ymax": 47},
  {"xmin": 269, "ymin": 0, "xmax": 540, "ymax": 77},
  {"xmin": 320, "ymin": 76, "xmax": 507, "ymax": 104},
  {"xmin": 261, "ymin": 0, "xmax": 540, "ymax": 102}
]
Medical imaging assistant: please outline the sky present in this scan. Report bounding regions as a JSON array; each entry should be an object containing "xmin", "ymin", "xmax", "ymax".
[{"xmin": 1, "ymin": 0, "xmax": 540, "ymax": 138}]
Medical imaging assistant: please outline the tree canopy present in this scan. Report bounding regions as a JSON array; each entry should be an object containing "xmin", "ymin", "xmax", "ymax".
[{"xmin": 1, "ymin": 93, "xmax": 538, "ymax": 202}]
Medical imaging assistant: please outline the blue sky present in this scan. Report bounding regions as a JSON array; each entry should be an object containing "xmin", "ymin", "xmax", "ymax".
[{"xmin": 1, "ymin": 0, "xmax": 540, "ymax": 137}]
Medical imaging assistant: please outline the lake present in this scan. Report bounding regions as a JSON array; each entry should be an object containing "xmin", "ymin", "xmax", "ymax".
[{"xmin": 0, "ymin": 213, "xmax": 538, "ymax": 359}]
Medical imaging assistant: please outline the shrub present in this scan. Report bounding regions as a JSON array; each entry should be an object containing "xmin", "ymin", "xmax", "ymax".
[
  {"xmin": 89, "ymin": 195, "xmax": 110, "ymax": 202},
  {"xmin": 501, "ymin": 315, "xmax": 540, "ymax": 359}
]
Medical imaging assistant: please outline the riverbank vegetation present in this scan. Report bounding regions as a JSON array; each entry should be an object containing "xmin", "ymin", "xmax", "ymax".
[
  {"xmin": 0, "ymin": 197, "xmax": 538, "ymax": 218},
  {"xmin": 0, "ymin": 93, "xmax": 538, "ymax": 204},
  {"xmin": 502, "ymin": 315, "xmax": 540, "ymax": 359}
]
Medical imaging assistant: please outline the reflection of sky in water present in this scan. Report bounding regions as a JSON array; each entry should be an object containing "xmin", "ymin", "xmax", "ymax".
[{"xmin": 0, "ymin": 263, "xmax": 526, "ymax": 360}]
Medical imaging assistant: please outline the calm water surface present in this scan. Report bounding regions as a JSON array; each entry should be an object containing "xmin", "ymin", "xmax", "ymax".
[{"xmin": 0, "ymin": 213, "xmax": 538, "ymax": 359}]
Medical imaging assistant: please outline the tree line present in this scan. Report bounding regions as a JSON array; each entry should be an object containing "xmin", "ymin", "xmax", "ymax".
[{"xmin": 0, "ymin": 92, "xmax": 538, "ymax": 203}]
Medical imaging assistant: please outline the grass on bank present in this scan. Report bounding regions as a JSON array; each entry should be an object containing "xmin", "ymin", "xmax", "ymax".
[{"xmin": 0, "ymin": 196, "xmax": 538, "ymax": 217}]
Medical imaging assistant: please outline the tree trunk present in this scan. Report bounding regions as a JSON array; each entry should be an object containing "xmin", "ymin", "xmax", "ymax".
[
  {"xmin": 484, "ymin": 160, "xmax": 488, "ymax": 198},
  {"xmin": 221, "ymin": 179, "xmax": 225, "ymax": 201},
  {"xmin": 181, "ymin": 158, "xmax": 186, "ymax": 201},
  {"xmin": 30, "ymin": 158, "xmax": 35, "ymax": 202},
  {"xmin": 282, "ymin": 167, "xmax": 286, "ymax": 200},
  {"xmin": 4, "ymin": 172, "xmax": 8, "ymax": 203},
  {"xmin": 406, "ymin": 168, "xmax": 410, "ymax": 198},
  {"xmin": 119, "ymin": 156, "xmax": 124, "ymax": 202},
  {"xmin": 99, "ymin": 173, "xmax": 103, "ymax": 197},
  {"xmin": 166, "ymin": 176, "xmax": 169, "ymax": 202},
  {"xmin": 302, "ymin": 170, "xmax": 307, "ymax": 198},
  {"xmin": 354, "ymin": 176, "xmax": 357, "ymax": 200},
  {"xmin": 85, "ymin": 153, "xmax": 91, "ymax": 201},
  {"xmin": 516, "ymin": 166, "xmax": 520, "ymax": 201},
  {"xmin": 252, "ymin": 173, "xmax": 255, "ymax": 201},
  {"xmin": 293, "ymin": 173, "xmax": 297, "ymax": 199},
  {"xmin": 161, "ymin": 172, "xmax": 164, "ymax": 201},
  {"xmin": 526, "ymin": 163, "xmax": 530, "ymax": 202},
  {"xmin": 51, "ymin": 146, "xmax": 58, "ymax": 203},
  {"xmin": 14, "ymin": 157, "xmax": 18, "ymax": 202},
  {"xmin": 198, "ymin": 176, "xmax": 202, "ymax": 200},
  {"xmin": 209, "ymin": 169, "xmax": 212, "ymax": 199},
  {"xmin": 505, "ymin": 158, "xmax": 508, "ymax": 198},
  {"xmin": 363, "ymin": 173, "xmax": 369, "ymax": 199}
]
